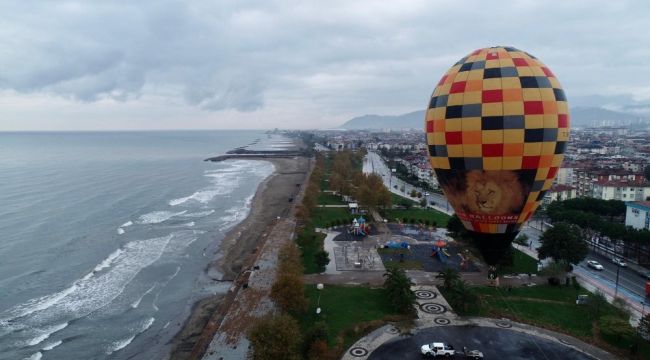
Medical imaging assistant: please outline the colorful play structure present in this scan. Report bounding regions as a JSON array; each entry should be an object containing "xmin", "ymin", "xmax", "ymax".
[
  {"xmin": 430, "ymin": 238, "xmax": 450, "ymax": 262},
  {"xmin": 350, "ymin": 216, "xmax": 370, "ymax": 236}
]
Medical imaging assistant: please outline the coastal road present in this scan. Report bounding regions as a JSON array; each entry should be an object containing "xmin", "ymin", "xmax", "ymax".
[{"xmin": 363, "ymin": 151, "xmax": 451, "ymax": 213}]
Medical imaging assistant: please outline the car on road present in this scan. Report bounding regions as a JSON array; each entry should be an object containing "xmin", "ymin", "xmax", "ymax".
[
  {"xmin": 421, "ymin": 342, "xmax": 455, "ymax": 357},
  {"xmin": 611, "ymin": 257, "xmax": 627, "ymax": 267},
  {"xmin": 424, "ymin": 192, "xmax": 430, "ymax": 196},
  {"xmin": 587, "ymin": 260, "xmax": 604, "ymax": 270}
]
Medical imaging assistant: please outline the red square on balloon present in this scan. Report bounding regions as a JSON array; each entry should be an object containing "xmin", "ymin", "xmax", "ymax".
[
  {"xmin": 482, "ymin": 144, "xmax": 503, "ymax": 157},
  {"xmin": 513, "ymin": 58, "xmax": 529, "ymax": 67},
  {"xmin": 547, "ymin": 167, "xmax": 558, "ymax": 179},
  {"xmin": 558, "ymin": 114, "xmax": 568, "ymax": 128},
  {"xmin": 542, "ymin": 67, "xmax": 555, "ymax": 77},
  {"xmin": 522, "ymin": 156, "xmax": 540, "ymax": 169},
  {"xmin": 426, "ymin": 120, "xmax": 434, "ymax": 132},
  {"xmin": 524, "ymin": 101, "xmax": 544, "ymax": 115},
  {"xmin": 445, "ymin": 131, "xmax": 462, "ymax": 144},
  {"xmin": 450, "ymin": 81, "xmax": 467, "ymax": 93},
  {"xmin": 482, "ymin": 90, "xmax": 503, "ymax": 103}
]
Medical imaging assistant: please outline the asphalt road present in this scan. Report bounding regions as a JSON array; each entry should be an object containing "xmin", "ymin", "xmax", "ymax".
[
  {"xmin": 363, "ymin": 151, "xmax": 450, "ymax": 210},
  {"xmin": 576, "ymin": 251, "xmax": 649, "ymax": 305},
  {"xmin": 366, "ymin": 326, "xmax": 594, "ymax": 360}
]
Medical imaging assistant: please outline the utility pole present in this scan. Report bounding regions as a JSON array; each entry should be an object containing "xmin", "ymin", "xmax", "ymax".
[{"xmin": 614, "ymin": 264, "xmax": 621, "ymax": 298}]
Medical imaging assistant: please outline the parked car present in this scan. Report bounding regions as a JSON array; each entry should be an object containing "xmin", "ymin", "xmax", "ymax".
[
  {"xmin": 461, "ymin": 346, "xmax": 484, "ymax": 359},
  {"xmin": 421, "ymin": 342, "xmax": 455, "ymax": 357},
  {"xmin": 587, "ymin": 260, "xmax": 604, "ymax": 270},
  {"xmin": 611, "ymin": 257, "xmax": 627, "ymax": 267}
]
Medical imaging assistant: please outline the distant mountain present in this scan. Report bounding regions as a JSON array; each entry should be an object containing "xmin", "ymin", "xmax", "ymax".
[
  {"xmin": 569, "ymin": 107, "xmax": 645, "ymax": 127},
  {"xmin": 339, "ymin": 107, "xmax": 647, "ymax": 129},
  {"xmin": 340, "ymin": 110, "xmax": 425, "ymax": 130}
]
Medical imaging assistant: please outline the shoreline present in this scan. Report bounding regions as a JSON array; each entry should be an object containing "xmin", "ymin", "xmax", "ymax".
[{"xmin": 169, "ymin": 156, "xmax": 310, "ymax": 359}]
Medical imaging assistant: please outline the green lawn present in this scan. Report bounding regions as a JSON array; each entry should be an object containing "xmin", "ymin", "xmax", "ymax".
[
  {"xmin": 391, "ymin": 193, "xmax": 418, "ymax": 206},
  {"xmin": 301, "ymin": 285, "xmax": 403, "ymax": 346},
  {"xmin": 312, "ymin": 207, "xmax": 356, "ymax": 228},
  {"xmin": 500, "ymin": 248, "xmax": 539, "ymax": 275},
  {"xmin": 383, "ymin": 208, "xmax": 450, "ymax": 227},
  {"xmin": 296, "ymin": 227, "xmax": 327, "ymax": 274},
  {"xmin": 317, "ymin": 191, "xmax": 347, "ymax": 205},
  {"xmin": 448, "ymin": 285, "xmax": 650, "ymax": 357}
]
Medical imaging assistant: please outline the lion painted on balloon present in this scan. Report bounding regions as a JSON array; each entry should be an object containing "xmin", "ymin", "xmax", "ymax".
[{"xmin": 445, "ymin": 170, "xmax": 526, "ymax": 216}]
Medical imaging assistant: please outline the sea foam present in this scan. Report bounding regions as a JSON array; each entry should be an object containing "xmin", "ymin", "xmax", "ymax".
[{"xmin": 137, "ymin": 210, "xmax": 187, "ymax": 224}]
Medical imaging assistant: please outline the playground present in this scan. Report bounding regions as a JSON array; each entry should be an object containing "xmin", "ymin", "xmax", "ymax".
[
  {"xmin": 331, "ymin": 216, "xmax": 379, "ymax": 242},
  {"xmin": 323, "ymin": 217, "xmax": 480, "ymax": 274}
]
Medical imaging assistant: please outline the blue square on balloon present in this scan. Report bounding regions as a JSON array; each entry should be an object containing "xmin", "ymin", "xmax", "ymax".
[{"xmin": 461, "ymin": 104, "xmax": 482, "ymax": 117}]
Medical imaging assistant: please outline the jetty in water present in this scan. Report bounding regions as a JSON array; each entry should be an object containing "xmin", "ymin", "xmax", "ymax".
[{"xmin": 204, "ymin": 149, "xmax": 307, "ymax": 162}]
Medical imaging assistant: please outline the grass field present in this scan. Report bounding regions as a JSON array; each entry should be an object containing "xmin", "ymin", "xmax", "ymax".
[
  {"xmin": 317, "ymin": 191, "xmax": 347, "ymax": 205},
  {"xmin": 500, "ymin": 248, "xmax": 539, "ymax": 275},
  {"xmin": 301, "ymin": 285, "xmax": 404, "ymax": 346},
  {"xmin": 444, "ymin": 284, "xmax": 650, "ymax": 357},
  {"xmin": 383, "ymin": 208, "xmax": 450, "ymax": 227},
  {"xmin": 312, "ymin": 207, "xmax": 356, "ymax": 228},
  {"xmin": 296, "ymin": 226, "xmax": 327, "ymax": 274}
]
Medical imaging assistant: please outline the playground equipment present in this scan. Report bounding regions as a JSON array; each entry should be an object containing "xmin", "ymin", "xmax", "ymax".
[
  {"xmin": 350, "ymin": 216, "xmax": 370, "ymax": 236},
  {"xmin": 431, "ymin": 238, "xmax": 449, "ymax": 262}
]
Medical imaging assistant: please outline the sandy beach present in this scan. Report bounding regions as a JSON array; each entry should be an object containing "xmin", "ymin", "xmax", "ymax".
[{"xmin": 169, "ymin": 156, "xmax": 310, "ymax": 359}]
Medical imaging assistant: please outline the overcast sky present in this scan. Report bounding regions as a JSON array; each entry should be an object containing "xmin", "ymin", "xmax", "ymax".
[{"xmin": 1, "ymin": 0, "xmax": 649, "ymax": 130}]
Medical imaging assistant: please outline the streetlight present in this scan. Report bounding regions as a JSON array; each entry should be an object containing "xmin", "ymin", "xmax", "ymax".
[
  {"xmin": 614, "ymin": 263, "xmax": 621, "ymax": 298},
  {"xmin": 316, "ymin": 283, "xmax": 324, "ymax": 314}
]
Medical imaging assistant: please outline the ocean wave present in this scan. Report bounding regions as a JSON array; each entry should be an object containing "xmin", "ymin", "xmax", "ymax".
[
  {"xmin": 117, "ymin": 227, "xmax": 125, "ymax": 235},
  {"xmin": 106, "ymin": 317, "xmax": 155, "ymax": 355},
  {"xmin": 120, "ymin": 221, "xmax": 133, "ymax": 228},
  {"xmin": 41, "ymin": 339, "xmax": 63, "ymax": 351},
  {"xmin": 181, "ymin": 210, "xmax": 215, "ymax": 218},
  {"xmin": 93, "ymin": 249, "xmax": 123, "ymax": 273},
  {"xmin": 218, "ymin": 195, "xmax": 254, "ymax": 231},
  {"xmin": 26, "ymin": 322, "xmax": 68, "ymax": 346},
  {"xmin": 25, "ymin": 351, "xmax": 42, "ymax": 360},
  {"xmin": 183, "ymin": 221, "xmax": 195, "ymax": 227},
  {"xmin": 130, "ymin": 284, "xmax": 156, "ymax": 309},
  {"xmin": 0, "ymin": 234, "xmax": 173, "ymax": 328},
  {"xmin": 137, "ymin": 210, "xmax": 187, "ymax": 224}
]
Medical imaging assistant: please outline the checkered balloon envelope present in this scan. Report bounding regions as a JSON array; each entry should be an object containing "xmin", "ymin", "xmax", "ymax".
[{"xmin": 425, "ymin": 46, "xmax": 569, "ymax": 235}]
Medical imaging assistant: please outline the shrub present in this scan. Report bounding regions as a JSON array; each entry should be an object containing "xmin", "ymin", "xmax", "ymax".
[{"xmin": 249, "ymin": 314, "xmax": 302, "ymax": 360}]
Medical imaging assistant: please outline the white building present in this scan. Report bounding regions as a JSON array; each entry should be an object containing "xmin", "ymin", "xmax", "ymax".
[
  {"xmin": 543, "ymin": 184, "xmax": 577, "ymax": 206},
  {"xmin": 592, "ymin": 181, "xmax": 650, "ymax": 201},
  {"xmin": 625, "ymin": 201, "xmax": 650, "ymax": 230}
]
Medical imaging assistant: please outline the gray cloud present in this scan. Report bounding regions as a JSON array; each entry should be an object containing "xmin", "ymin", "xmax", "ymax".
[{"xmin": 1, "ymin": 0, "xmax": 649, "ymax": 129}]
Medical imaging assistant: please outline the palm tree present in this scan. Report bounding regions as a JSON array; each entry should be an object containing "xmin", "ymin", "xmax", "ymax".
[
  {"xmin": 449, "ymin": 280, "xmax": 477, "ymax": 314},
  {"xmin": 383, "ymin": 266, "xmax": 416, "ymax": 313},
  {"xmin": 436, "ymin": 267, "xmax": 460, "ymax": 291}
]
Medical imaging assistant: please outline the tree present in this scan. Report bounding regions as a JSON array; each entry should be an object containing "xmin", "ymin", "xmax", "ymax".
[
  {"xmin": 248, "ymin": 314, "xmax": 302, "ymax": 360},
  {"xmin": 586, "ymin": 290, "xmax": 608, "ymax": 323},
  {"xmin": 278, "ymin": 243, "xmax": 304, "ymax": 275},
  {"xmin": 638, "ymin": 313, "xmax": 650, "ymax": 340},
  {"xmin": 271, "ymin": 273, "xmax": 308, "ymax": 314},
  {"xmin": 383, "ymin": 266, "xmax": 416, "ymax": 313},
  {"xmin": 447, "ymin": 280, "xmax": 477, "ymax": 314},
  {"xmin": 410, "ymin": 189, "xmax": 417, "ymax": 198},
  {"xmin": 419, "ymin": 197, "xmax": 428, "ymax": 208},
  {"xmin": 314, "ymin": 250, "xmax": 330, "ymax": 270},
  {"xmin": 446, "ymin": 214, "xmax": 466, "ymax": 237},
  {"xmin": 537, "ymin": 222, "xmax": 588, "ymax": 265},
  {"xmin": 436, "ymin": 267, "xmax": 460, "ymax": 291}
]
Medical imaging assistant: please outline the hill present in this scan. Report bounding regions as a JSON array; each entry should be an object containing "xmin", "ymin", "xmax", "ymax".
[{"xmin": 339, "ymin": 107, "xmax": 646, "ymax": 129}]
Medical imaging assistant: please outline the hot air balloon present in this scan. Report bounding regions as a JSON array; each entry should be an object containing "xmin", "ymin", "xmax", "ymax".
[{"xmin": 425, "ymin": 46, "xmax": 569, "ymax": 265}]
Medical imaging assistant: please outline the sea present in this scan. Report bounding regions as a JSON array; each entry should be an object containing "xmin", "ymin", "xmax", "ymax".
[{"xmin": 0, "ymin": 130, "xmax": 291, "ymax": 360}]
